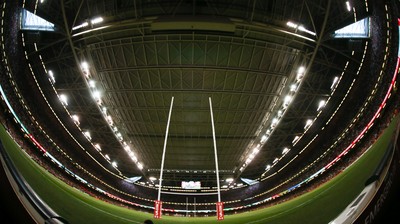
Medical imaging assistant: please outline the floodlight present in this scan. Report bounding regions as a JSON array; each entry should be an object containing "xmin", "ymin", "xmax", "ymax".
[
  {"xmin": 112, "ymin": 161, "xmax": 118, "ymax": 168},
  {"xmin": 104, "ymin": 154, "xmax": 110, "ymax": 160},
  {"xmin": 71, "ymin": 114, "xmax": 79, "ymax": 124},
  {"xmin": 282, "ymin": 147, "xmax": 290, "ymax": 154},
  {"xmin": 91, "ymin": 17, "xmax": 104, "ymax": 25},
  {"xmin": 59, "ymin": 94, "xmax": 68, "ymax": 106},
  {"xmin": 81, "ymin": 61, "xmax": 89, "ymax": 70},
  {"xmin": 317, "ymin": 100, "xmax": 326, "ymax": 111},
  {"xmin": 226, "ymin": 178, "xmax": 234, "ymax": 183},
  {"xmin": 89, "ymin": 80, "xmax": 96, "ymax": 88},
  {"xmin": 346, "ymin": 1, "xmax": 351, "ymax": 11}
]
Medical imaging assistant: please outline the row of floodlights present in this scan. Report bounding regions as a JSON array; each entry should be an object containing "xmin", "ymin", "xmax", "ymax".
[
  {"xmin": 79, "ymin": 61, "xmax": 144, "ymax": 171},
  {"xmin": 241, "ymin": 68, "xmax": 337, "ymax": 172},
  {"xmin": 264, "ymin": 76, "xmax": 341, "ymax": 171},
  {"xmin": 50, "ymin": 67, "xmax": 127, "ymax": 171},
  {"xmin": 239, "ymin": 66, "xmax": 306, "ymax": 172}
]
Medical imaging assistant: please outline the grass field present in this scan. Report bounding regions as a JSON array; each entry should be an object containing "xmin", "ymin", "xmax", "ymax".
[{"xmin": 0, "ymin": 116, "xmax": 397, "ymax": 224}]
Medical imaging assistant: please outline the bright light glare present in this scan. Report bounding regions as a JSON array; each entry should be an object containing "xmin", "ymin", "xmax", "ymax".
[
  {"xmin": 297, "ymin": 66, "xmax": 305, "ymax": 80},
  {"xmin": 83, "ymin": 131, "xmax": 91, "ymax": 140},
  {"xmin": 92, "ymin": 90, "xmax": 101, "ymax": 100},
  {"xmin": 48, "ymin": 70, "xmax": 55, "ymax": 83},
  {"xmin": 149, "ymin": 177, "xmax": 157, "ymax": 181},
  {"xmin": 112, "ymin": 161, "xmax": 118, "ymax": 168},
  {"xmin": 298, "ymin": 66, "xmax": 305, "ymax": 74},
  {"xmin": 304, "ymin": 119, "xmax": 313, "ymax": 129},
  {"xmin": 287, "ymin": 21, "xmax": 298, "ymax": 28},
  {"xmin": 71, "ymin": 114, "xmax": 79, "ymax": 123},
  {"xmin": 287, "ymin": 21, "xmax": 316, "ymax": 36},
  {"xmin": 284, "ymin": 95, "xmax": 292, "ymax": 105},
  {"xmin": 137, "ymin": 163, "xmax": 143, "ymax": 170},
  {"xmin": 346, "ymin": 1, "xmax": 351, "ymax": 11},
  {"xmin": 226, "ymin": 178, "xmax": 234, "ymax": 183},
  {"xmin": 91, "ymin": 17, "xmax": 104, "ymax": 25},
  {"xmin": 72, "ymin": 22, "xmax": 89, "ymax": 31},
  {"xmin": 89, "ymin": 80, "xmax": 96, "ymax": 88},
  {"xmin": 292, "ymin": 135, "xmax": 300, "ymax": 143},
  {"xmin": 106, "ymin": 115, "xmax": 113, "ymax": 125},
  {"xmin": 105, "ymin": 154, "xmax": 110, "ymax": 160},
  {"xmin": 290, "ymin": 84, "xmax": 297, "ymax": 92},
  {"xmin": 59, "ymin": 94, "xmax": 68, "ymax": 106},
  {"xmin": 282, "ymin": 147, "xmax": 290, "ymax": 154},
  {"xmin": 246, "ymin": 158, "xmax": 252, "ymax": 164},
  {"xmin": 81, "ymin": 61, "xmax": 89, "ymax": 70},
  {"xmin": 261, "ymin": 135, "xmax": 268, "ymax": 143},
  {"xmin": 252, "ymin": 147, "xmax": 260, "ymax": 154},
  {"xmin": 265, "ymin": 164, "xmax": 271, "ymax": 170},
  {"xmin": 331, "ymin": 76, "xmax": 339, "ymax": 89},
  {"xmin": 94, "ymin": 144, "xmax": 101, "ymax": 151},
  {"xmin": 317, "ymin": 100, "xmax": 326, "ymax": 111}
]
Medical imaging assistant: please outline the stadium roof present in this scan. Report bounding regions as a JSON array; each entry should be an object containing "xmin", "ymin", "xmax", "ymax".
[{"xmin": 20, "ymin": 0, "xmax": 377, "ymax": 187}]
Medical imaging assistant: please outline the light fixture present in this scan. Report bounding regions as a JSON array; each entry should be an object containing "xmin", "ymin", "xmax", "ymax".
[
  {"xmin": 346, "ymin": 1, "xmax": 351, "ymax": 11},
  {"xmin": 304, "ymin": 119, "xmax": 313, "ymax": 129},
  {"xmin": 226, "ymin": 178, "xmax": 234, "ymax": 183},
  {"xmin": 282, "ymin": 147, "xmax": 290, "ymax": 154},
  {"xmin": 252, "ymin": 147, "xmax": 260, "ymax": 154},
  {"xmin": 92, "ymin": 90, "xmax": 101, "ymax": 100},
  {"xmin": 284, "ymin": 95, "xmax": 292, "ymax": 106},
  {"xmin": 105, "ymin": 154, "xmax": 110, "ymax": 161},
  {"xmin": 48, "ymin": 70, "xmax": 55, "ymax": 84},
  {"xmin": 331, "ymin": 76, "xmax": 339, "ymax": 90},
  {"xmin": 290, "ymin": 84, "xmax": 297, "ymax": 92},
  {"xmin": 287, "ymin": 21, "xmax": 298, "ymax": 28},
  {"xmin": 71, "ymin": 114, "xmax": 79, "ymax": 124},
  {"xmin": 83, "ymin": 131, "xmax": 91, "ymax": 140},
  {"xmin": 94, "ymin": 144, "xmax": 101, "ymax": 151},
  {"xmin": 112, "ymin": 161, "xmax": 118, "ymax": 168},
  {"xmin": 89, "ymin": 80, "xmax": 96, "ymax": 88},
  {"xmin": 317, "ymin": 100, "xmax": 326, "ymax": 111},
  {"xmin": 292, "ymin": 135, "xmax": 300, "ymax": 143},
  {"xmin": 245, "ymin": 158, "xmax": 252, "ymax": 164},
  {"xmin": 261, "ymin": 135, "xmax": 268, "ymax": 143},
  {"xmin": 72, "ymin": 22, "xmax": 89, "ymax": 31},
  {"xmin": 91, "ymin": 17, "xmax": 104, "ymax": 25},
  {"xmin": 81, "ymin": 61, "xmax": 89, "ymax": 70},
  {"xmin": 59, "ymin": 94, "xmax": 68, "ymax": 106}
]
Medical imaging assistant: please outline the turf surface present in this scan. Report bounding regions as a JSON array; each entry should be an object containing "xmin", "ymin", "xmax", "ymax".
[{"xmin": 0, "ymin": 116, "xmax": 397, "ymax": 224}]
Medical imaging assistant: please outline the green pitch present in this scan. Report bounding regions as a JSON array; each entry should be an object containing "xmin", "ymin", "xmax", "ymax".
[{"xmin": 0, "ymin": 115, "xmax": 397, "ymax": 224}]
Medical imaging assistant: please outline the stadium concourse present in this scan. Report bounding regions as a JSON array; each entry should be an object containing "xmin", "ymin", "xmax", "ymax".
[{"xmin": 0, "ymin": 0, "xmax": 400, "ymax": 223}]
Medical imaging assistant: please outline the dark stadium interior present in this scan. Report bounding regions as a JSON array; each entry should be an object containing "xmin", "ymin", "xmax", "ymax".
[{"xmin": 0, "ymin": 0, "xmax": 400, "ymax": 223}]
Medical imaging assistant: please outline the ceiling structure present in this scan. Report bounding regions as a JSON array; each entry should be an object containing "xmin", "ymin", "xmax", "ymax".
[{"xmin": 25, "ymin": 0, "xmax": 373, "ymax": 187}]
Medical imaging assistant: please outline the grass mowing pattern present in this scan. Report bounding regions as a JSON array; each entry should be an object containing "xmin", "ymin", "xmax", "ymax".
[{"xmin": 0, "ymin": 116, "xmax": 397, "ymax": 224}]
